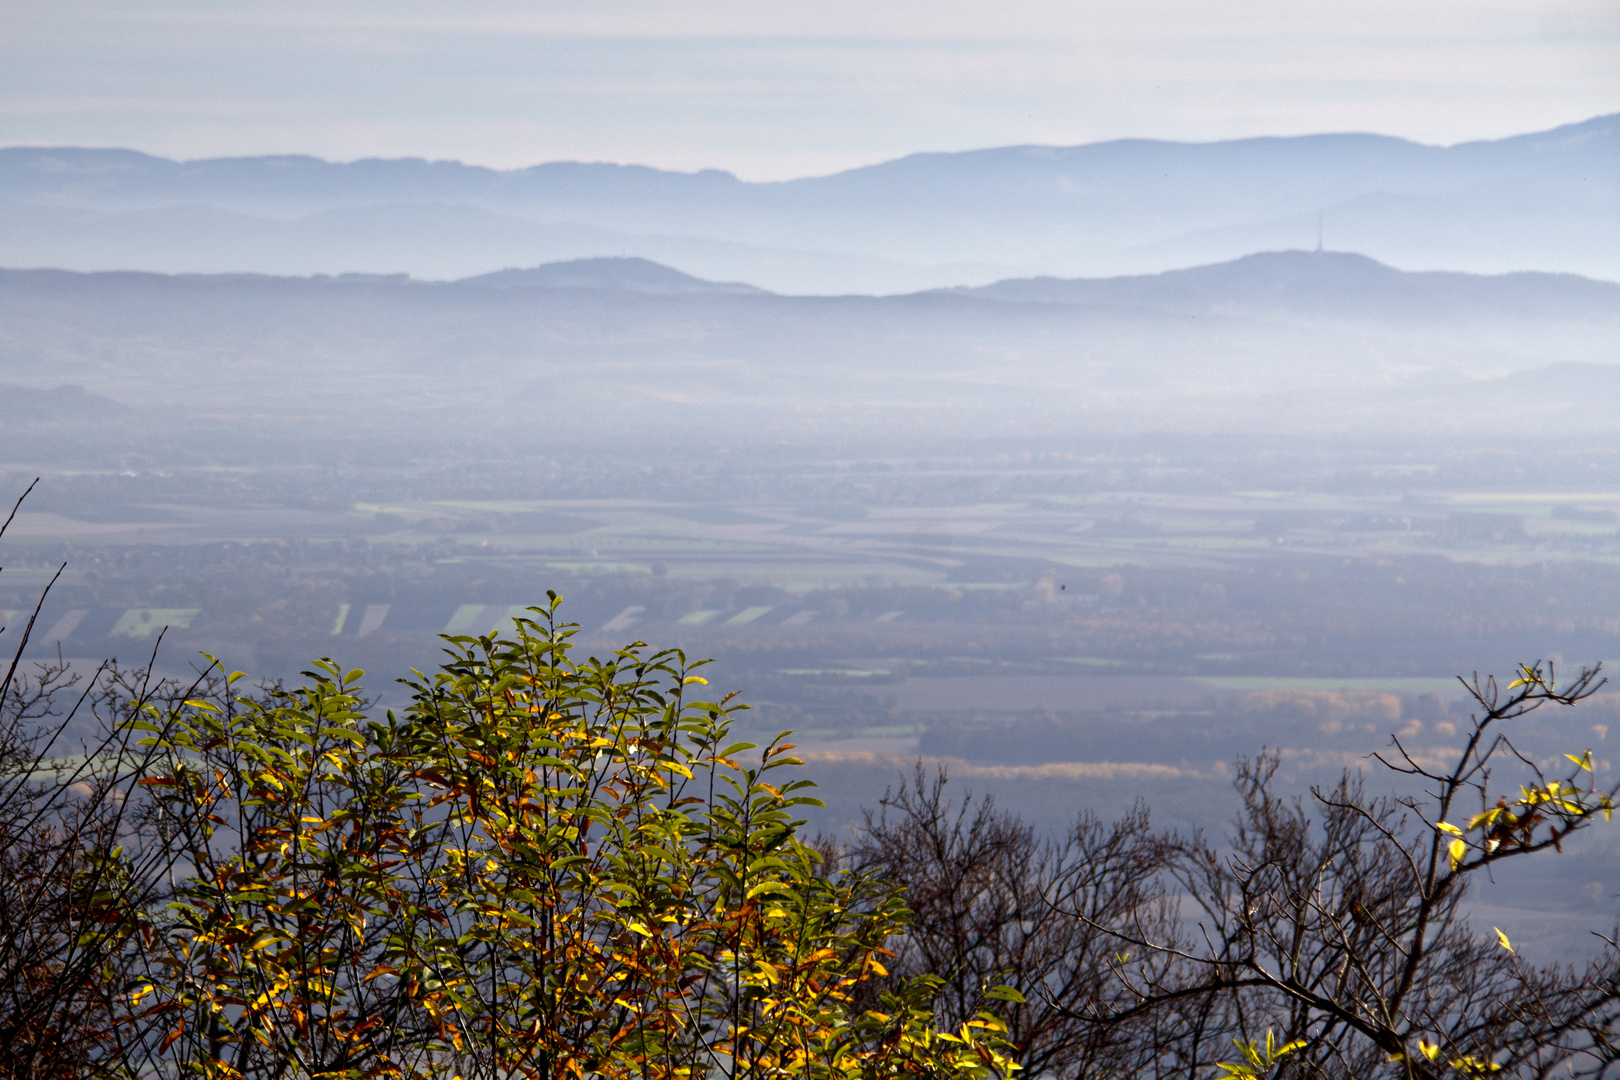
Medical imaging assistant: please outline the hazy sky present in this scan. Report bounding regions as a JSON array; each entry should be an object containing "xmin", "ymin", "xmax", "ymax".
[{"xmin": 2, "ymin": 0, "xmax": 1616, "ymax": 179}]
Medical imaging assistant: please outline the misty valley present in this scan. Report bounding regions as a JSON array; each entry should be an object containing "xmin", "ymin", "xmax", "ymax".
[
  {"xmin": 7, "ymin": 429, "xmax": 1620, "ymax": 962},
  {"xmin": 4, "ymin": 113, "xmax": 1620, "ymax": 1075}
]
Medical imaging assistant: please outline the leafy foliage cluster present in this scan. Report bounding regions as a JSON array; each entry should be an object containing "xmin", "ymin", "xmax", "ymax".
[{"xmin": 0, "ymin": 591, "xmax": 1021, "ymax": 1079}]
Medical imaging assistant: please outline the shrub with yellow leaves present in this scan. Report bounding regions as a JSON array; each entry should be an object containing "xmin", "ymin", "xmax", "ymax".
[{"xmin": 121, "ymin": 596, "xmax": 1021, "ymax": 1080}]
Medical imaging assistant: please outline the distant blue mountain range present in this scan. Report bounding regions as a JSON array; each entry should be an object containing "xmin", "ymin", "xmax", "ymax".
[{"xmin": 1, "ymin": 114, "xmax": 1615, "ymax": 292}]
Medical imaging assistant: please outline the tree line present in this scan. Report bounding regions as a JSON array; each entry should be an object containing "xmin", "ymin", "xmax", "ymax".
[{"xmin": 6, "ymin": 484, "xmax": 1620, "ymax": 1077}]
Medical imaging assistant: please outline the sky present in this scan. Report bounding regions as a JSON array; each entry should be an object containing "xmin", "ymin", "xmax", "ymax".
[{"xmin": 1, "ymin": 0, "xmax": 1617, "ymax": 180}]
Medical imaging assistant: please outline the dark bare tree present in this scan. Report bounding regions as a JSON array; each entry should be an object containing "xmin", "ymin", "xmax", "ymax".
[
  {"xmin": 0, "ymin": 669, "xmax": 192, "ymax": 1078},
  {"xmin": 1059, "ymin": 663, "xmax": 1620, "ymax": 1079},
  {"xmin": 850, "ymin": 766, "xmax": 1185, "ymax": 1078},
  {"xmin": 0, "ymin": 482, "xmax": 203, "ymax": 1079},
  {"xmin": 853, "ymin": 663, "xmax": 1620, "ymax": 1078}
]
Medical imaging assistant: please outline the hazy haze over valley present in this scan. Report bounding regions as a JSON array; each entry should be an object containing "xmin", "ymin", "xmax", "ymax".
[{"xmin": 3, "ymin": 250, "xmax": 1617, "ymax": 454}]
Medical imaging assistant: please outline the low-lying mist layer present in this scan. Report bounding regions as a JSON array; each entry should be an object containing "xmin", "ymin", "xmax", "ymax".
[{"xmin": 2, "ymin": 252, "xmax": 1618, "ymax": 465}]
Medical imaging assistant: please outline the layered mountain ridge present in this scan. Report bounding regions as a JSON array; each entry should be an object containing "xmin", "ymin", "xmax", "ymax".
[{"xmin": 3, "ymin": 114, "xmax": 1615, "ymax": 292}]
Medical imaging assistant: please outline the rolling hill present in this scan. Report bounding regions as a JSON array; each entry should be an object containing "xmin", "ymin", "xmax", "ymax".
[{"xmin": 3, "ymin": 252, "xmax": 1618, "ymax": 462}]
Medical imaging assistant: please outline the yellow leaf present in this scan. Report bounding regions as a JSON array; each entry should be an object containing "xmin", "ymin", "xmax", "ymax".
[
  {"xmin": 1437, "ymin": 821, "xmax": 1463, "ymax": 835},
  {"xmin": 1449, "ymin": 838, "xmax": 1467, "ymax": 868},
  {"xmin": 1508, "ymin": 665, "xmax": 1541, "ymax": 690},
  {"xmin": 1419, "ymin": 1039, "xmax": 1442, "ymax": 1061},
  {"xmin": 1495, "ymin": 927, "xmax": 1514, "ymax": 953},
  {"xmin": 627, "ymin": 921, "xmax": 652, "ymax": 937},
  {"xmin": 746, "ymin": 881, "xmax": 792, "ymax": 900},
  {"xmin": 1467, "ymin": 808, "xmax": 1502, "ymax": 831},
  {"xmin": 683, "ymin": 676, "xmax": 708, "ymax": 685}
]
